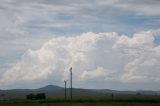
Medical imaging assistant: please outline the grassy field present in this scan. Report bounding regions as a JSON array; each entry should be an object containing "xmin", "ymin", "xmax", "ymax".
[
  {"xmin": 0, "ymin": 102, "xmax": 160, "ymax": 106},
  {"xmin": 0, "ymin": 100, "xmax": 160, "ymax": 106},
  {"xmin": 0, "ymin": 94, "xmax": 160, "ymax": 106}
]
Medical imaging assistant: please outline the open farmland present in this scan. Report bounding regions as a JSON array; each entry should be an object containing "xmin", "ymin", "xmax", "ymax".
[{"xmin": 1, "ymin": 92, "xmax": 160, "ymax": 106}]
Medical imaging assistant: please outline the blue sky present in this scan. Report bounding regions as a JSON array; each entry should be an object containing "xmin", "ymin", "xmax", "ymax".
[{"xmin": 0, "ymin": 0, "xmax": 160, "ymax": 90}]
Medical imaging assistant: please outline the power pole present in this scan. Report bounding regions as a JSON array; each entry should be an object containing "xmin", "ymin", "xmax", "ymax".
[
  {"xmin": 64, "ymin": 80, "xmax": 67, "ymax": 100},
  {"xmin": 70, "ymin": 67, "xmax": 72, "ymax": 100}
]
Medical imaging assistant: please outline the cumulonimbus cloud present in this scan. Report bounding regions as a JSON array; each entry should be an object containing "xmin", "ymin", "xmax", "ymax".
[{"xmin": 0, "ymin": 30, "xmax": 160, "ymax": 88}]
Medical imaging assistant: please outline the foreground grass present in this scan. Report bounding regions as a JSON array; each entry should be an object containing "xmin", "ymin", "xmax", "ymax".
[
  {"xmin": 0, "ymin": 99, "xmax": 160, "ymax": 106},
  {"xmin": 1, "ymin": 94, "xmax": 160, "ymax": 106},
  {"xmin": 0, "ymin": 102, "xmax": 160, "ymax": 106}
]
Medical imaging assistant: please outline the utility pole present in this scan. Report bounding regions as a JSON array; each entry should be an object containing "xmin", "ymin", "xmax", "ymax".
[
  {"xmin": 64, "ymin": 80, "xmax": 67, "ymax": 100},
  {"xmin": 70, "ymin": 67, "xmax": 72, "ymax": 100}
]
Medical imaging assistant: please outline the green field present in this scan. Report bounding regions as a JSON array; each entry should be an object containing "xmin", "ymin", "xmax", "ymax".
[
  {"xmin": 0, "ymin": 102, "xmax": 160, "ymax": 106},
  {"xmin": 0, "ymin": 100, "xmax": 160, "ymax": 106},
  {"xmin": 0, "ymin": 94, "xmax": 160, "ymax": 106}
]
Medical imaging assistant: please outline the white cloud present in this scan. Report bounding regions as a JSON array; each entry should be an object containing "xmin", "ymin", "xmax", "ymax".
[
  {"xmin": 80, "ymin": 67, "xmax": 108, "ymax": 80},
  {"xmin": 0, "ymin": 0, "xmax": 160, "ymax": 89},
  {"xmin": 96, "ymin": 0, "xmax": 160, "ymax": 16},
  {"xmin": 0, "ymin": 30, "xmax": 160, "ymax": 89},
  {"xmin": 0, "ymin": 0, "xmax": 159, "ymax": 57}
]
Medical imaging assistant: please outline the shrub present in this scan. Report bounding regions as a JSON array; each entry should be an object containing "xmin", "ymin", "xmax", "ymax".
[
  {"xmin": 26, "ymin": 93, "xmax": 46, "ymax": 100},
  {"xmin": 26, "ymin": 94, "xmax": 35, "ymax": 100},
  {"xmin": 36, "ymin": 93, "xmax": 46, "ymax": 99}
]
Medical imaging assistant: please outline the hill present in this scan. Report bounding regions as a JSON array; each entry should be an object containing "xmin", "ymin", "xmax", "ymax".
[{"xmin": 0, "ymin": 85, "xmax": 159, "ymax": 99}]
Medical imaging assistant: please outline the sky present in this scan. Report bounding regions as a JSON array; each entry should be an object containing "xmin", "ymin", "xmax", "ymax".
[{"xmin": 0, "ymin": 0, "xmax": 160, "ymax": 90}]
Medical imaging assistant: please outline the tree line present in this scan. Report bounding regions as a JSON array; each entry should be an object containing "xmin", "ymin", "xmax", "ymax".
[{"xmin": 26, "ymin": 93, "xmax": 46, "ymax": 100}]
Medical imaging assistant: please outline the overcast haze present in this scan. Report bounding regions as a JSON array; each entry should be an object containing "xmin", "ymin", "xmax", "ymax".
[{"xmin": 0, "ymin": 0, "xmax": 160, "ymax": 90}]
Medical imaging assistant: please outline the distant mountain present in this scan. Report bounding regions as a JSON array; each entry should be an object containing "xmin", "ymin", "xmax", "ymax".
[
  {"xmin": 36, "ymin": 85, "xmax": 63, "ymax": 92},
  {"xmin": 0, "ymin": 85, "xmax": 159, "ymax": 99}
]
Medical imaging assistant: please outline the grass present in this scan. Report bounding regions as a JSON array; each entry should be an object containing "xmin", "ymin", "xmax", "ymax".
[
  {"xmin": 0, "ymin": 93, "xmax": 160, "ymax": 106},
  {"xmin": 0, "ymin": 102, "xmax": 160, "ymax": 106}
]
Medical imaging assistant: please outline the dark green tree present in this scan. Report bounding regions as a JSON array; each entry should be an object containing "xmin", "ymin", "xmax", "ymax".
[
  {"xmin": 26, "ymin": 94, "xmax": 35, "ymax": 100},
  {"xmin": 36, "ymin": 93, "xmax": 46, "ymax": 99},
  {"xmin": 26, "ymin": 93, "xmax": 46, "ymax": 100}
]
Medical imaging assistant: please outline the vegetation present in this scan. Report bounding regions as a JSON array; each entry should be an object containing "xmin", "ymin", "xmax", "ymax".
[
  {"xmin": 0, "ymin": 99, "xmax": 160, "ymax": 106},
  {"xmin": 0, "ymin": 93, "xmax": 160, "ymax": 106},
  {"xmin": 26, "ymin": 93, "xmax": 46, "ymax": 100}
]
